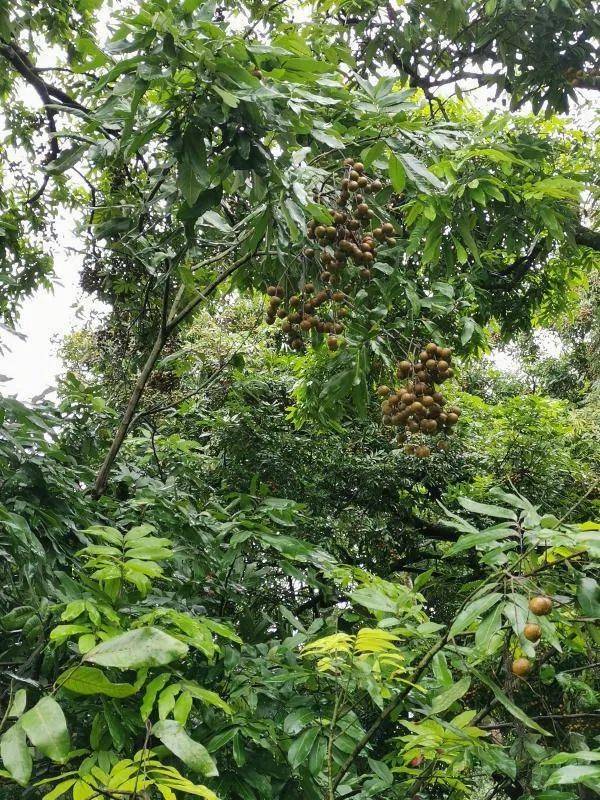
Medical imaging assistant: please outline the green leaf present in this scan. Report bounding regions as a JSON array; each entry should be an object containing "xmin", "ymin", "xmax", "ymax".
[
  {"xmin": 577, "ymin": 577, "xmax": 600, "ymax": 618},
  {"xmin": 45, "ymin": 144, "xmax": 88, "ymax": 175},
  {"xmin": 388, "ymin": 152, "xmax": 406, "ymax": 193},
  {"xmin": 141, "ymin": 673, "xmax": 171, "ymax": 721},
  {"xmin": 0, "ymin": 724, "xmax": 32, "ymax": 786},
  {"xmin": 458, "ymin": 498, "xmax": 517, "ymax": 520},
  {"xmin": 473, "ymin": 670, "xmax": 551, "ymax": 735},
  {"xmin": 56, "ymin": 666, "xmax": 137, "ymax": 698},
  {"xmin": 283, "ymin": 707, "xmax": 314, "ymax": 735},
  {"xmin": 84, "ymin": 627, "xmax": 188, "ymax": 670},
  {"xmin": 7, "ymin": 689, "xmax": 27, "ymax": 719},
  {"xmin": 431, "ymin": 676, "xmax": 471, "ymax": 714},
  {"xmin": 288, "ymin": 727, "xmax": 319, "ymax": 770},
  {"xmin": 445, "ymin": 528, "xmax": 514, "ymax": 557},
  {"xmin": 475, "ymin": 604, "xmax": 503, "ymax": 653},
  {"xmin": 20, "ymin": 697, "xmax": 70, "ymax": 763},
  {"xmin": 42, "ymin": 779, "xmax": 78, "ymax": 799},
  {"xmin": 449, "ymin": 593, "xmax": 503, "ymax": 638},
  {"xmin": 152, "ymin": 720, "xmax": 218, "ymax": 776},
  {"xmin": 181, "ymin": 682, "xmax": 233, "ymax": 715},
  {"xmin": 546, "ymin": 765, "xmax": 600, "ymax": 787}
]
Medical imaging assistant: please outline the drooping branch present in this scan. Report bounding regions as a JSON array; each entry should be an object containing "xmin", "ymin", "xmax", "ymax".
[{"xmin": 574, "ymin": 224, "xmax": 600, "ymax": 251}]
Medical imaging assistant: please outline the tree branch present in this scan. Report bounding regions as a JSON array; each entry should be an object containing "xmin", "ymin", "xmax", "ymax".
[{"xmin": 574, "ymin": 224, "xmax": 600, "ymax": 251}]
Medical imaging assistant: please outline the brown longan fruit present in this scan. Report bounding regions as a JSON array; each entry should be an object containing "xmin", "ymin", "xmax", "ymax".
[
  {"xmin": 314, "ymin": 225, "xmax": 326, "ymax": 238},
  {"xmin": 276, "ymin": 308, "xmax": 287, "ymax": 319},
  {"xmin": 357, "ymin": 203, "xmax": 369, "ymax": 216},
  {"xmin": 371, "ymin": 179, "xmax": 383, "ymax": 192},
  {"xmin": 386, "ymin": 237, "xmax": 397, "ymax": 246},
  {"xmin": 373, "ymin": 227, "xmax": 384, "ymax": 240},
  {"xmin": 348, "ymin": 180, "xmax": 359, "ymax": 191},
  {"xmin": 446, "ymin": 406, "xmax": 461, "ymax": 417},
  {"xmin": 511, "ymin": 658, "xmax": 532, "ymax": 677},
  {"xmin": 529, "ymin": 596, "xmax": 553, "ymax": 616},
  {"xmin": 304, "ymin": 283, "xmax": 314, "ymax": 293},
  {"xmin": 357, "ymin": 176, "xmax": 368, "ymax": 188},
  {"xmin": 437, "ymin": 360, "xmax": 449, "ymax": 372},
  {"xmin": 377, "ymin": 385, "xmax": 391, "ymax": 396},
  {"xmin": 327, "ymin": 336, "xmax": 339, "ymax": 351},
  {"xmin": 360, "ymin": 268, "xmax": 372, "ymax": 279},
  {"xmin": 524, "ymin": 623, "xmax": 542, "ymax": 642},
  {"xmin": 252, "ymin": 68, "xmax": 263, "ymax": 78},
  {"xmin": 398, "ymin": 360, "xmax": 412, "ymax": 374},
  {"xmin": 406, "ymin": 420, "xmax": 420, "ymax": 433},
  {"xmin": 354, "ymin": 162, "xmax": 365, "ymax": 173},
  {"xmin": 446, "ymin": 412, "xmax": 459, "ymax": 426},
  {"xmin": 425, "ymin": 342, "xmax": 438, "ymax": 355},
  {"xmin": 415, "ymin": 445, "xmax": 431, "ymax": 458},
  {"xmin": 300, "ymin": 318, "xmax": 312, "ymax": 331},
  {"xmin": 382, "ymin": 222, "xmax": 394, "ymax": 235}
]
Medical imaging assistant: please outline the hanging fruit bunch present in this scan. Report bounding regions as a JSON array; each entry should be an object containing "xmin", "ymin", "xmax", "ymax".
[
  {"xmin": 377, "ymin": 342, "xmax": 461, "ymax": 457},
  {"xmin": 264, "ymin": 157, "xmax": 397, "ymax": 352},
  {"xmin": 510, "ymin": 594, "xmax": 553, "ymax": 677}
]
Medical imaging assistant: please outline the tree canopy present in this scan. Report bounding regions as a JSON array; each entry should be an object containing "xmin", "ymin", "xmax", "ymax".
[{"xmin": 0, "ymin": 3, "xmax": 599, "ymax": 800}]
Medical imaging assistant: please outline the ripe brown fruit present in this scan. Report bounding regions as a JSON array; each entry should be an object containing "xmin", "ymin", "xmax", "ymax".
[
  {"xmin": 446, "ymin": 412, "xmax": 459, "ymax": 426},
  {"xmin": 354, "ymin": 162, "xmax": 365, "ymax": 173},
  {"xmin": 425, "ymin": 342, "xmax": 437, "ymax": 355},
  {"xmin": 300, "ymin": 318, "xmax": 312, "ymax": 331},
  {"xmin": 343, "ymin": 157, "xmax": 355, "ymax": 166},
  {"xmin": 511, "ymin": 657, "xmax": 532, "ymax": 677},
  {"xmin": 360, "ymin": 268, "xmax": 372, "ymax": 279},
  {"xmin": 377, "ymin": 385, "xmax": 391, "ymax": 396},
  {"xmin": 320, "ymin": 271, "xmax": 332, "ymax": 282},
  {"xmin": 415, "ymin": 445, "xmax": 431, "ymax": 458},
  {"xmin": 371, "ymin": 179, "xmax": 383, "ymax": 192},
  {"xmin": 291, "ymin": 339, "xmax": 304, "ymax": 351},
  {"xmin": 357, "ymin": 176, "xmax": 368, "ymax": 188},
  {"xmin": 327, "ymin": 336, "xmax": 339, "ymax": 351},
  {"xmin": 348, "ymin": 180, "xmax": 359, "ymax": 191},
  {"xmin": 266, "ymin": 285, "xmax": 277, "ymax": 296},
  {"xmin": 437, "ymin": 360, "xmax": 449, "ymax": 372},
  {"xmin": 332, "ymin": 290, "xmax": 345, "ymax": 301},
  {"xmin": 304, "ymin": 283, "xmax": 314, "ymax": 293},
  {"xmin": 314, "ymin": 225, "xmax": 326, "ymax": 238},
  {"xmin": 373, "ymin": 227, "xmax": 384, "ymax": 240},
  {"xmin": 386, "ymin": 237, "xmax": 397, "ymax": 246},
  {"xmin": 382, "ymin": 222, "xmax": 394, "ymax": 235},
  {"xmin": 276, "ymin": 308, "xmax": 287, "ymax": 319},
  {"xmin": 524, "ymin": 623, "xmax": 542, "ymax": 642},
  {"xmin": 252, "ymin": 68, "xmax": 263, "ymax": 78},
  {"xmin": 398, "ymin": 360, "xmax": 412, "ymax": 374},
  {"xmin": 529, "ymin": 596, "xmax": 553, "ymax": 616},
  {"xmin": 357, "ymin": 203, "xmax": 369, "ymax": 216}
]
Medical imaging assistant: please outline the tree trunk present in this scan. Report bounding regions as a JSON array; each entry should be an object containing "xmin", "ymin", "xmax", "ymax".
[{"xmin": 91, "ymin": 331, "xmax": 166, "ymax": 499}]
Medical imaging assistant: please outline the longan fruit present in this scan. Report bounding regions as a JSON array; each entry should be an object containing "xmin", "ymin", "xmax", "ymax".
[
  {"xmin": 327, "ymin": 336, "xmax": 339, "ymax": 351},
  {"xmin": 529, "ymin": 596, "xmax": 553, "ymax": 616},
  {"xmin": 511, "ymin": 658, "xmax": 532, "ymax": 677},
  {"xmin": 415, "ymin": 445, "xmax": 431, "ymax": 458},
  {"xmin": 524, "ymin": 623, "xmax": 542, "ymax": 642},
  {"xmin": 377, "ymin": 385, "xmax": 391, "ymax": 396}
]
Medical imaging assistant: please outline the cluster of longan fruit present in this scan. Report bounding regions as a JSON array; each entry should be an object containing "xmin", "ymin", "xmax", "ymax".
[
  {"xmin": 377, "ymin": 343, "xmax": 460, "ymax": 457},
  {"xmin": 263, "ymin": 157, "xmax": 399, "ymax": 352},
  {"xmin": 511, "ymin": 595, "xmax": 553, "ymax": 677},
  {"xmin": 306, "ymin": 157, "xmax": 397, "ymax": 284},
  {"xmin": 264, "ymin": 282, "xmax": 347, "ymax": 351}
]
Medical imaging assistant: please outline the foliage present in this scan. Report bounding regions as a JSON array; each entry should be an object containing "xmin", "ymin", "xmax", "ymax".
[{"xmin": 0, "ymin": 2, "xmax": 599, "ymax": 800}]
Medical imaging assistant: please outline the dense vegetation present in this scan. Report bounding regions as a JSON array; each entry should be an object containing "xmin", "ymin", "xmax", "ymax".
[{"xmin": 0, "ymin": 2, "xmax": 599, "ymax": 800}]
